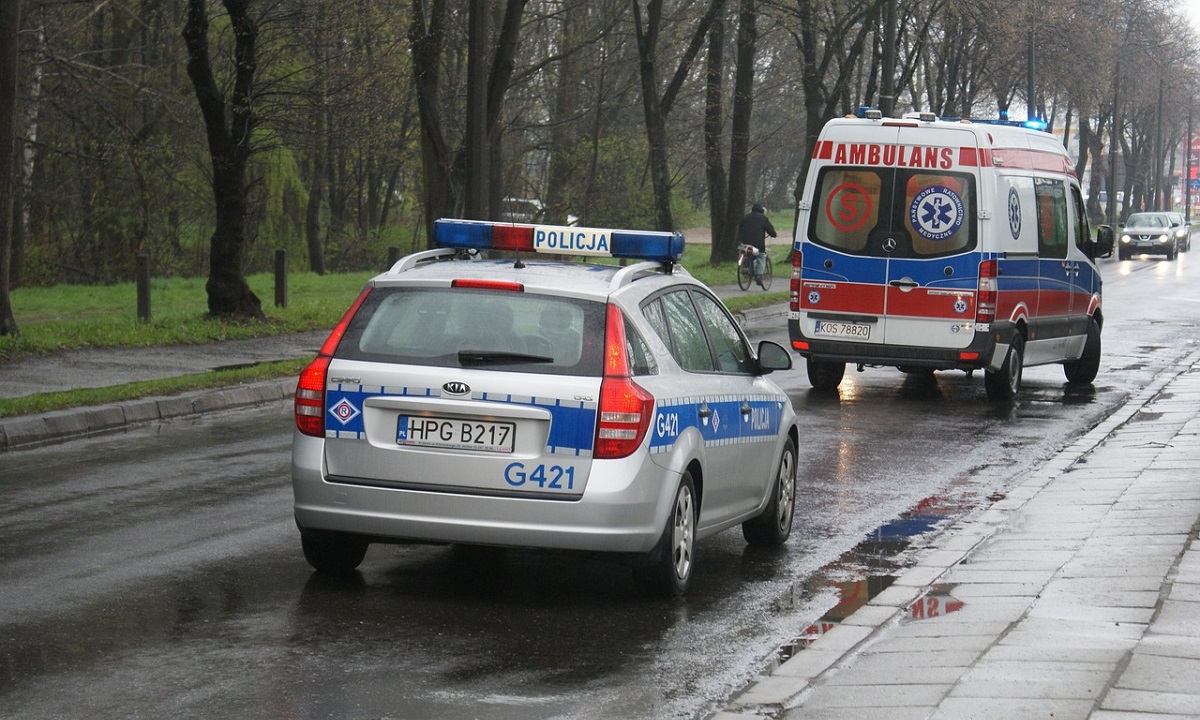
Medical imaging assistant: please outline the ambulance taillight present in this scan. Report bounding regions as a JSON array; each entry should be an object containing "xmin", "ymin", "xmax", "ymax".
[
  {"xmin": 789, "ymin": 249, "xmax": 803, "ymax": 312},
  {"xmin": 975, "ymin": 260, "xmax": 998, "ymax": 324}
]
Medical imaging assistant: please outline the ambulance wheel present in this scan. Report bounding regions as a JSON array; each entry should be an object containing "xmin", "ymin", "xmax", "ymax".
[
  {"xmin": 633, "ymin": 472, "xmax": 696, "ymax": 598},
  {"xmin": 985, "ymin": 333, "xmax": 1024, "ymax": 401},
  {"xmin": 743, "ymin": 438, "xmax": 797, "ymax": 547},
  {"xmin": 807, "ymin": 358, "xmax": 845, "ymax": 391},
  {"xmin": 1064, "ymin": 318, "xmax": 1101, "ymax": 385}
]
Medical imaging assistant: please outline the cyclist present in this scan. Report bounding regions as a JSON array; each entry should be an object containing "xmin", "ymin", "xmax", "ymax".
[{"xmin": 737, "ymin": 203, "xmax": 776, "ymax": 288}]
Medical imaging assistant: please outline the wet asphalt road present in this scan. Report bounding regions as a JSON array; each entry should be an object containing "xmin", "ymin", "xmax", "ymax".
[{"xmin": 1, "ymin": 254, "xmax": 1198, "ymax": 719}]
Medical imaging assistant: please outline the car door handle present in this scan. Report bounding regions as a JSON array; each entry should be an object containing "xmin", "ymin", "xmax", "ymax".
[
  {"xmin": 698, "ymin": 403, "xmax": 712, "ymax": 419},
  {"xmin": 740, "ymin": 402, "xmax": 752, "ymax": 417}
]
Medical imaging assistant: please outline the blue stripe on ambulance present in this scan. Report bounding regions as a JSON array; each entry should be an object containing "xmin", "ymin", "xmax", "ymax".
[
  {"xmin": 648, "ymin": 395, "xmax": 785, "ymax": 454},
  {"xmin": 323, "ymin": 386, "xmax": 598, "ymax": 456}
]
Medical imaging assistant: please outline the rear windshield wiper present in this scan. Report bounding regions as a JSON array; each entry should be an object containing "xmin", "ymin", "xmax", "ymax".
[{"xmin": 458, "ymin": 350, "xmax": 555, "ymax": 365}]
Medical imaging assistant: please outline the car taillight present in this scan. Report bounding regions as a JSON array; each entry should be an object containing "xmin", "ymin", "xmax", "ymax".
[
  {"xmin": 295, "ymin": 356, "xmax": 330, "ymax": 437},
  {"xmin": 790, "ymin": 249, "xmax": 802, "ymax": 311},
  {"xmin": 594, "ymin": 304, "xmax": 653, "ymax": 459},
  {"xmin": 975, "ymin": 259, "xmax": 997, "ymax": 324},
  {"xmin": 294, "ymin": 287, "xmax": 372, "ymax": 437}
]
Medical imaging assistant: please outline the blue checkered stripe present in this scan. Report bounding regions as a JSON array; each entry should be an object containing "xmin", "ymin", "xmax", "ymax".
[
  {"xmin": 324, "ymin": 385, "xmax": 598, "ymax": 456},
  {"xmin": 648, "ymin": 394, "xmax": 785, "ymax": 454}
]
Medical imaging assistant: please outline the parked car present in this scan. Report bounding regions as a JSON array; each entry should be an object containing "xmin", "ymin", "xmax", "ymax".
[
  {"xmin": 1119, "ymin": 212, "xmax": 1179, "ymax": 260},
  {"xmin": 292, "ymin": 219, "xmax": 800, "ymax": 597},
  {"xmin": 1165, "ymin": 211, "xmax": 1191, "ymax": 252},
  {"xmin": 498, "ymin": 197, "xmax": 545, "ymax": 223}
]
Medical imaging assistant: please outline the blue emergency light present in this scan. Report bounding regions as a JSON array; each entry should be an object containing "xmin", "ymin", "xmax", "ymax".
[{"xmin": 433, "ymin": 218, "xmax": 685, "ymax": 263}]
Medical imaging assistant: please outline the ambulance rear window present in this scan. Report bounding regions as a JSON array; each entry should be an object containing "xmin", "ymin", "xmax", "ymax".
[{"xmin": 810, "ymin": 167, "xmax": 977, "ymax": 258}]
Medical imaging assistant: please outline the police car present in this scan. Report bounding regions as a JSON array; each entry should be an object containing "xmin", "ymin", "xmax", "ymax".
[{"xmin": 292, "ymin": 219, "xmax": 800, "ymax": 597}]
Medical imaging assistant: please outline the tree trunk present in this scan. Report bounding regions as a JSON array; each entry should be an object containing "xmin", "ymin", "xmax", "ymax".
[
  {"xmin": 718, "ymin": 0, "xmax": 757, "ymax": 264},
  {"xmin": 304, "ymin": 46, "xmax": 328, "ymax": 275},
  {"xmin": 0, "ymin": 0, "xmax": 22, "ymax": 336},
  {"xmin": 704, "ymin": 3, "xmax": 727, "ymax": 260},
  {"xmin": 633, "ymin": 0, "xmax": 676, "ymax": 232},
  {"xmin": 544, "ymin": 2, "xmax": 580, "ymax": 226},
  {"xmin": 410, "ymin": 0, "xmax": 454, "ymax": 241},
  {"xmin": 182, "ymin": 0, "xmax": 264, "ymax": 320},
  {"xmin": 484, "ymin": 0, "xmax": 526, "ymax": 220}
]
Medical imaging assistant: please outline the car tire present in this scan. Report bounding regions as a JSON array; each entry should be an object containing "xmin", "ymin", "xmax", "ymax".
[
  {"xmin": 1167, "ymin": 244, "xmax": 1177, "ymax": 261},
  {"xmin": 301, "ymin": 528, "xmax": 369, "ymax": 575},
  {"xmin": 742, "ymin": 438, "xmax": 797, "ymax": 547},
  {"xmin": 1064, "ymin": 317, "xmax": 1101, "ymax": 385},
  {"xmin": 807, "ymin": 358, "xmax": 846, "ymax": 391},
  {"xmin": 985, "ymin": 332, "xmax": 1024, "ymax": 401},
  {"xmin": 633, "ymin": 472, "xmax": 696, "ymax": 598}
]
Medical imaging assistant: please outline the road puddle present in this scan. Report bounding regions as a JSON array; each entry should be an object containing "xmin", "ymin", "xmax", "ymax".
[{"xmin": 771, "ymin": 492, "xmax": 974, "ymax": 667}]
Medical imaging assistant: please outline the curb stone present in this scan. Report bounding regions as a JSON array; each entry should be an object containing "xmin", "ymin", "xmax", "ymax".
[{"xmin": 0, "ymin": 377, "xmax": 297, "ymax": 452}]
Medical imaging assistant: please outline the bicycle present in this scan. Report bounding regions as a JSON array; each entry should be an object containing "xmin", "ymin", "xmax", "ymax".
[{"xmin": 736, "ymin": 243, "xmax": 773, "ymax": 291}]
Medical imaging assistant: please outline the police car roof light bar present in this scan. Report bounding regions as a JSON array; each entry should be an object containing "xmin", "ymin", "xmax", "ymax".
[{"xmin": 433, "ymin": 218, "xmax": 685, "ymax": 264}]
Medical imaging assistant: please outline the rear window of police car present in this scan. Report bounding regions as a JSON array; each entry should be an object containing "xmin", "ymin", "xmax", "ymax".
[{"xmin": 334, "ymin": 287, "xmax": 607, "ymax": 376}]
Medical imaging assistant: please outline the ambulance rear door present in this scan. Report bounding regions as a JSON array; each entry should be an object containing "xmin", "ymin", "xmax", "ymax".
[{"xmin": 801, "ymin": 123, "xmax": 982, "ymax": 352}]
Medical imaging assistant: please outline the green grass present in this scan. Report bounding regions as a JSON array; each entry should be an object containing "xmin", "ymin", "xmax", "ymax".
[
  {"xmin": 1, "ymin": 270, "xmax": 375, "ymax": 359},
  {"xmin": 0, "ymin": 242, "xmax": 791, "ymax": 417}
]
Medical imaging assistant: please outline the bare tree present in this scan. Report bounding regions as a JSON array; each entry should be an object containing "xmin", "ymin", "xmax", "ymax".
[
  {"xmin": 0, "ymin": 0, "xmax": 21, "ymax": 336},
  {"xmin": 182, "ymin": 0, "xmax": 265, "ymax": 320},
  {"xmin": 632, "ymin": 0, "xmax": 724, "ymax": 231}
]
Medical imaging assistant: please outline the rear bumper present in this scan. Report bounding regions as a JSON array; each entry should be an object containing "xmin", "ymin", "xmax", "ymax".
[
  {"xmin": 291, "ymin": 434, "xmax": 677, "ymax": 555},
  {"xmin": 789, "ymin": 317, "xmax": 1009, "ymax": 371}
]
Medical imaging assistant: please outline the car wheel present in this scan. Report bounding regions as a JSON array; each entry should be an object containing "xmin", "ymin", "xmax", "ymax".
[
  {"xmin": 1118, "ymin": 249, "xmax": 1128, "ymax": 261},
  {"xmin": 742, "ymin": 438, "xmax": 797, "ymax": 547},
  {"xmin": 300, "ymin": 528, "xmax": 369, "ymax": 574},
  {"xmin": 807, "ymin": 358, "xmax": 846, "ymax": 391},
  {"xmin": 984, "ymin": 332, "xmax": 1024, "ymax": 401},
  {"xmin": 633, "ymin": 472, "xmax": 696, "ymax": 598},
  {"xmin": 1167, "ymin": 244, "xmax": 1177, "ymax": 261},
  {"xmin": 1064, "ymin": 317, "xmax": 1101, "ymax": 385}
]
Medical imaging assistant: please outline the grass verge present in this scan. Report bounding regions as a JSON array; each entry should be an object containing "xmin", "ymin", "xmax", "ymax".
[
  {"xmin": 0, "ymin": 358, "xmax": 310, "ymax": 419},
  {"xmin": 1, "ymin": 242, "xmax": 790, "ymax": 417}
]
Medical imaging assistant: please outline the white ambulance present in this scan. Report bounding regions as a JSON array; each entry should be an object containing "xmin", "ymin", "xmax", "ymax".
[{"xmin": 788, "ymin": 110, "xmax": 1114, "ymax": 400}]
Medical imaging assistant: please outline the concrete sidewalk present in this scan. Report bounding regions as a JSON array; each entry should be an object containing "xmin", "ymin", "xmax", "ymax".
[{"xmin": 716, "ymin": 352, "xmax": 1200, "ymax": 720}]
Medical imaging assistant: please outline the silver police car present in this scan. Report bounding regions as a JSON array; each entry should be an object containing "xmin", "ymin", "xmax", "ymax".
[{"xmin": 292, "ymin": 219, "xmax": 799, "ymax": 596}]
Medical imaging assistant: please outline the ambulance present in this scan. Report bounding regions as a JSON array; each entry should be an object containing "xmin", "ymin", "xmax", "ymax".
[{"xmin": 788, "ymin": 109, "xmax": 1114, "ymax": 400}]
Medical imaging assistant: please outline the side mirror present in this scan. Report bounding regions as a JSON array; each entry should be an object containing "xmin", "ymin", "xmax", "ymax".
[
  {"xmin": 756, "ymin": 340, "xmax": 793, "ymax": 374},
  {"xmin": 1088, "ymin": 224, "xmax": 1114, "ymax": 260}
]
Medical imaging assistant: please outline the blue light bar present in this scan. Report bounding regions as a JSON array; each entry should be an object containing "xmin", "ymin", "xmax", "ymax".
[{"xmin": 433, "ymin": 219, "xmax": 685, "ymax": 263}]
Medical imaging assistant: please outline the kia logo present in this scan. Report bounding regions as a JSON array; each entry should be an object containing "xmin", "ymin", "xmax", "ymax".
[{"xmin": 443, "ymin": 381, "xmax": 471, "ymax": 396}]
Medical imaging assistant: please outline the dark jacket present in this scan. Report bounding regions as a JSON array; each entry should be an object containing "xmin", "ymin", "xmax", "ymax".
[{"xmin": 737, "ymin": 209, "xmax": 777, "ymax": 251}]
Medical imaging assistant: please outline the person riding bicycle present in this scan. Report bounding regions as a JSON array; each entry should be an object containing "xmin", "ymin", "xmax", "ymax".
[{"xmin": 737, "ymin": 203, "xmax": 776, "ymax": 288}]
